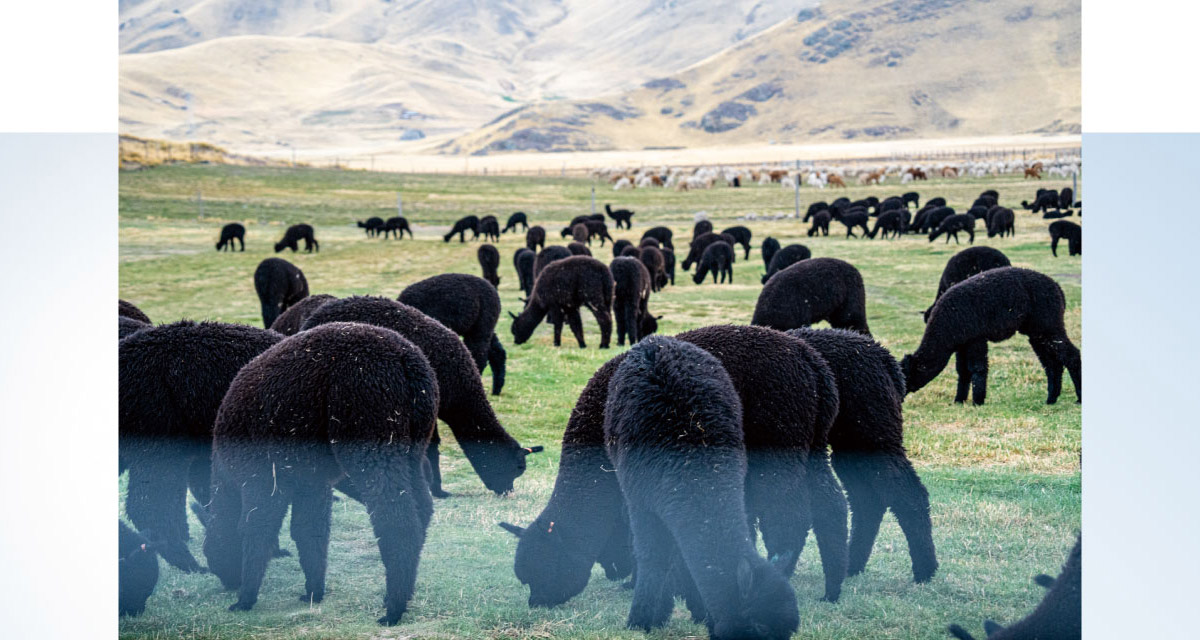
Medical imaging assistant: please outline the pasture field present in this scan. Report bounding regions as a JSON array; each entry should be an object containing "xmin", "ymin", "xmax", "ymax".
[{"xmin": 119, "ymin": 165, "xmax": 1081, "ymax": 640}]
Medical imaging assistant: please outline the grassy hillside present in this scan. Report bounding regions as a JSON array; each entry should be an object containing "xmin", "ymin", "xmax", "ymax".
[{"xmin": 119, "ymin": 165, "xmax": 1080, "ymax": 639}]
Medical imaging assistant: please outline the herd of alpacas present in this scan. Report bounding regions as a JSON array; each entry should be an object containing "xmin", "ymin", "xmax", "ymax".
[{"xmin": 120, "ymin": 187, "xmax": 1081, "ymax": 639}]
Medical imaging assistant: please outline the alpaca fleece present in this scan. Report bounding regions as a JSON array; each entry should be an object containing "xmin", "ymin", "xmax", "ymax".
[
  {"xmin": 923, "ymin": 247, "xmax": 1011, "ymax": 322},
  {"xmin": 720, "ymin": 225, "xmax": 753, "ymax": 260},
  {"xmin": 513, "ymin": 248, "xmax": 536, "ymax": 297},
  {"xmin": 510, "ymin": 256, "xmax": 614, "ymax": 349},
  {"xmin": 929, "ymin": 214, "xmax": 976, "ymax": 244},
  {"xmin": 526, "ymin": 225, "xmax": 546, "ymax": 251},
  {"xmin": 639, "ymin": 245, "xmax": 667, "ymax": 291},
  {"xmin": 204, "ymin": 323, "xmax": 439, "ymax": 625},
  {"xmin": 119, "ymin": 321, "xmax": 282, "ymax": 572},
  {"xmin": 444, "ymin": 215, "xmax": 480, "ymax": 242},
  {"xmin": 568, "ymin": 223, "xmax": 590, "ymax": 244},
  {"xmin": 216, "ymin": 223, "xmax": 245, "ymax": 251},
  {"xmin": 785, "ymin": 328, "xmax": 937, "ymax": 583},
  {"xmin": 693, "ymin": 240, "xmax": 734, "ymax": 284},
  {"xmin": 609, "ymin": 257, "xmax": 652, "ymax": 346},
  {"xmin": 119, "ymin": 315, "xmax": 150, "ymax": 340},
  {"xmin": 254, "ymin": 257, "xmax": 309, "ymax": 328},
  {"xmin": 902, "ymin": 267, "xmax": 1081, "ymax": 405},
  {"xmin": 986, "ymin": 207, "xmax": 1015, "ymax": 238},
  {"xmin": 605, "ymin": 337, "xmax": 800, "ymax": 639},
  {"xmin": 478, "ymin": 244, "xmax": 502, "ymax": 287},
  {"xmin": 274, "ymin": 223, "xmax": 318, "ymax": 253},
  {"xmin": 269, "ymin": 294, "xmax": 337, "ymax": 336},
  {"xmin": 949, "ymin": 536, "xmax": 1080, "ymax": 640},
  {"xmin": 761, "ymin": 244, "xmax": 811, "ymax": 284},
  {"xmin": 304, "ymin": 296, "xmax": 535, "ymax": 495},
  {"xmin": 611, "ymin": 239, "xmax": 633, "ymax": 258},
  {"xmin": 503, "ymin": 211, "xmax": 529, "ymax": 233},
  {"xmin": 502, "ymin": 325, "xmax": 848, "ymax": 606},
  {"xmin": 761, "ymin": 237, "xmax": 781, "ymax": 269},
  {"xmin": 567, "ymin": 241, "xmax": 592, "ymax": 256},
  {"xmin": 1049, "ymin": 220, "xmax": 1081, "ymax": 257},
  {"xmin": 533, "ymin": 245, "xmax": 572, "ymax": 278},
  {"xmin": 640, "ymin": 226, "xmax": 674, "ymax": 250},
  {"xmin": 119, "ymin": 299, "xmax": 151, "ymax": 324},
  {"xmin": 399, "ymin": 273, "xmax": 507, "ymax": 397},
  {"xmin": 119, "ymin": 521, "xmax": 160, "ymax": 617},
  {"xmin": 694, "ymin": 220, "xmax": 714, "ymax": 239},
  {"xmin": 752, "ymin": 257, "xmax": 870, "ymax": 335}
]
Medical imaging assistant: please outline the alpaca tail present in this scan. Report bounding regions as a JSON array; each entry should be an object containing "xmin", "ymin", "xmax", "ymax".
[{"xmin": 947, "ymin": 624, "xmax": 977, "ymax": 640}]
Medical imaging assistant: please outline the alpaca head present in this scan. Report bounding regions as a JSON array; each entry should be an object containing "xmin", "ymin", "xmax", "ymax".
[
  {"xmin": 274, "ymin": 240, "xmax": 287, "ymax": 253},
  {"xmin": 709, "ymin": 555, "xmax": 800, "ymax": 640},
  {"xmin": 461, "ymin": 442, "xmax": 543, "ymax": 495},
  {"xmin": 499, "ymin": 516, "xmax": 597, "ymax": 608}
]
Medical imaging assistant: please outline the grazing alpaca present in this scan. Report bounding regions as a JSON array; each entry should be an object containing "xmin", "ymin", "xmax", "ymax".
[
  {"xmin": 444, "ymin": 215, "xmax": 480, "ymax": 243},
  {"xmin": 761, "ymin": 244, "xmax": 811, "ymax": 284},
  {"xmin": 752, "ymin": 258, "xmax": 870, "ymax": 335},
  {"xmin": 119, "ymin": 521, "xmax": 160, "ymax": 617},
  {"xmin": 721, "ymin": 226, "xmax": 753, "ymax": 260},
  {"xmin": 478, "ymin": 215, "xmax": 501, "ymax": 242},
  {"xmin": 902, "ymin": 267, "xmax": 1081, "ymax": 405},
  {"xmin": 828, "ymin": 174, "xmax": 847, "ymax": 188},
  {"xmin": 640, "ymin": 226, "xmax": 674, "ymax": 250},
  {"xmin": 694, "ymin": 219, "xmax": 714, "ymax": 239},
  {"xmin": 216, "ymin": 223, "xmax": 245, "ymax": 251},
  {"xmin": 833, "ymin": 209, "xmax": 871, "ymax": 238},
  {"xmin": 985, "ymin": 207, "xmax": 1015, "ymax": 238},
  {"xmin": 567, "ymin": 241, "xmax": 592, "ymax": 256},
  {"xmin": 253, "ymin": 257, "xmax": 309, "ymax": 328},
  {"xmin": 609, "ymin": 257, "xmax": 653, "ymax": 346},
  {"xmin": 605, "ymin": 203, "xmax": 635, "ymax": 229},
  {"xmin": 477, "ymin": 244, "xmax": 501, "ymax": 287},
  {"xmin": 382, "ymin": 216, "xmax": 413, "ymax": 239},
  {"xmin": 902, "ymin": 191, "xmax": 920, "ymax": 208},
  {"xmin": 761, "ymin": 237, "xmax": 781, "ymax": 270},
  {"xmin": 513, "ymin": 248, "xmax": 535, "ymax": 297},
  {"xmin": 805, "ymin": 201, "xmax": 829, "ymax": 222},
  {"xmin": 119, "ymin": 299, "xmax": 151, "ymax": 324},
  {"xmin": 1024, "ymin": 166, "xmax": 1042, "ymax": 179},
  {"xmin": 928, "ymin": 214, "xmax": 976, "ymax": 244},
  {"xmin": 357, "ymin": 216, "xmax": 384, "ymax": 237},
  {"xmin": 502, "ymin": 211, "xmax": 529, "ymax": 233},
  {"xmin": 1049, "ymin": 220, "xmax": 1082, "ymax": 257},
  {"xmin": 868, "ymin": 210, "xmax": 907, "ymax": 239},
  {"xmin": 639, "ymin": 245, "xmax": 667, "ymax": 292},
  {"xmin": 533, "ymin": 245, "xmax": 572, "ymax": 278},
  {"xmin": 269, "ymin": 293, "xmax": 337, "ymax": 335},
  {"xmin": 606, "ymin": 337, "xmax": 801, "ymax": 638},
  {"xmin": 274, "ymin": 223, "xmax": 318, "ymax": 253},
  {"xmin": 923, "ymin": 247, "xmax": 1011, "ymax": 322},
  {"xmin": 692, "ymin": 241, "xmax": 734, "ymax": 284},
  {"xmin": 204, "ymin": 323, "xmax": 439, "ymax": 625},
  {"xmin": 510, "ymin": 256, "xmax": 614, "ymax": 349},
  {"xmin": 949, "ymin": 536, "xmax": 1080, "ymax": 640},
  {"xmin": 807, "ymin": 210, "xmax": 831, "ymax": 237},
  {"xmin": 526, "ymin": 225, "xmax": 546, "ymax": 251}
]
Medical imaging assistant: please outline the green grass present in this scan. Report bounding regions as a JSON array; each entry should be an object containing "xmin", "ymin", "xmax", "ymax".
[{"xmin": 119, "ymin": 165, "xmax": 1081, "ymax": 639}]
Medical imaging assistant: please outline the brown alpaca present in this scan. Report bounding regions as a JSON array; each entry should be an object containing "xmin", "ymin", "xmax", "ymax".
[
  {"xmin": 769, "ymin": 169, "xmax": 787, "ymax": 183},
  {"xmin": 675, "ymin": 181, "xmax": 689, "ymax": 192},
  {"xmin": 941, "ymin": 167, "xmax": 959, "ymax": 178},
  {"xmin": 862, "ymin": 170, "xmax": 884, "ymax": 185},
  {"xmin": 650, "ymin": 175, "xmax": 663, "ymax": 186},
  {"xmin": 1025, "ymin": 167, "xmax": 1043, "ymax": 179},
  {"xmin": 828, "ymin": 174, "xmax": 847, "ymax": 188},
  {"xmin": 907, "ymin": 168, "xmax": 928, "ymax": 180}
]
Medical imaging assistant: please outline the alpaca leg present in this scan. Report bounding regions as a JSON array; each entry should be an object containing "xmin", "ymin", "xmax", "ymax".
[
  {"xmin": 590, "ymin": 306, "xmax": 612, "ymax": 349},
  {"xmin": 1051, "ymin": 335, "xmax": 1082, "ymax": 402},
  {"xmin": 614, "ymin": 304, "xmax": 628, "ymax": 346},
  {"xmin": 565, "ymin": 307, "xmax": 587, "ymax": 348},
  {"xmin": 238, "ymin": 237, "xmax": 245, "ymax": 251},
  {"xmin": 487, "ymin": 334, "xmax": 506, "ymax": 396},
  {"xmin": 290, "ymin": 482, "xmax": 333, "ymax": 603},
  {"xmin": 1028, "ymin": 336, "xmax": 1063, "ymax": 404},
  {"xmin": 126, "ymin": 450, "xmax": 203, "ymax": 573},
  {"xmin": 748, "ymin": 455, "xmax": 809, "ymax": 578},
  {"xmin": 626, "ymin": 510, "xmax": 676, "ymax": 631},
  {"xmin": 188, "ymin": 450, "xmax": 213, "ymax": 509},
  {"xmin": 872, "ymin": 454, "xmax": 938, "ymax": 583},
  {"xmin": 1051, "ymin": 235, "xmax": 1060, "ymax": 256},
  {"xmin": 954, "ymin": 349, "xmax": 972, "ymax": 403},
  {"xmin": 202, "ymin": 469, "xmax": 245, "ymax": 590},
  {"xmin": 807, "ymin": 450, "xmax": 849, "ymax": 602},
  {"xmin": 832, "ymin": 452, "xmax": 886, "ymax": 577},
  {"xmin": 424, "ymin": 429, "xmax": 450, "ymax": 498},
  {"xmin": 963, "ymin": 340, "xmax": 989, "ymax": 405},
  {"xmin": 229, "ymin": 482, "xmax": 289, "ymax": 612},
  {"xmin": 550, "ymin": 308, "xmax": 564, "ymax": 346}
]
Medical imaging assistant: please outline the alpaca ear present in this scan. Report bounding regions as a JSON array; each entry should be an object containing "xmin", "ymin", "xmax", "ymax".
[
  {"xmin": 497, "ymin": 522, "xmax": 525, "ymax": 537},
  {"xmin": 508, "ymin": 311, "xmax": 518, "ymax": 320},
  {"xmin": 655, "ymin": 315, "xmax": 663, "ymax": 320},
  {"xmin": 523, "ymin": 446, "xmax": 544, "ymax": 455},
  {"xmin": 736, "ymin": 556, "xmax": 755, "ymax": 600},
  {"xmin": 1033, "ymin": 574, "xmax": 1056, "ymax": 589},
  {"xmin": 983, "ymin": 620, "xmax": 1004, "ymax": 636}
]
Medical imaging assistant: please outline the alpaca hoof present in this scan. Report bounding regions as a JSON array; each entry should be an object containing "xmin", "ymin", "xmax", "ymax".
[
  {"xmin": 228, "ymin": 601, "xmax": 255, "ymax": 612},
  {"xmin": 431, "ymin": 488, "xmax": 452, "ymax": 499},
  {"xmin": 272, "ymin": 548, "xmax": 292, "ymax": 558},
  {"xmin": 378, "ymin": 611, "xmax": 404, "ymax": 626},
  {"xmin": 820, "ymin": 591, "xmax": 841, "ymax": 603},
  {"xmin": 846, "ymin": 566, "xmax": 865, "ymax": 578}
]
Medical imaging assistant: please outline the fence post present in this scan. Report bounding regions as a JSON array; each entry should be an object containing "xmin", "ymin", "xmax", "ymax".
[
  {"xmin": 397, "ymin": 193, "xmax": 403, "ymax": 218},
  {"xmin": 794, "ymin": 159, "xmax": 800, "ymax": 218},
  {"xmin": 591, "ymin": 186, "xmax": 596, "ymax": 215},
  {"xmin": 197, "ymin": 190, "xmax": 204, "ymax": 219}
]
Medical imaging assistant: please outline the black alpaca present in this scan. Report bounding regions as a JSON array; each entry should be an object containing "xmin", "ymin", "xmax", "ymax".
[
  {"xmin": 566, "ymin": 223, "xmax": 590, "ymax": 244},
  {"xmin": 804, "ymin": 201, "xmax": 829, "ymax": 222},
  {"xmin": 269, "ymin": 293, "xmax": 336, "ymax": 335},
  {"xmin": 303, "ymin": 297, "xmax": 540, "ymax": 496},
  {"xmin": 694, "ymin": 219, "xmax": 714, "ymax": 239},
  {"xmin": 915, "ymin": 206, "xmax": 954, "ymax": 233},
  {"xmin": 761, "ymin": 244, "xmax": 811, "ymax": 284},
  {"xmin": 929, "ymin": 214, "xmax": 976, "ymax": 244},
  {"xmin": 640, "ymin": 226, "xmax": 674, "ymax": 250},
  {"xmin": 660, "ymin": 247, "xmax": 676, "ymax": 286},
  {"xmin": 203, "ymin": 323, "xmax": 438, "ymax": 625},
  {"xmin": 119, "ymin": 521, "xmax": 160, "ymax": 617},
  {"xmin": 923, "ymin": 247, "xmax": 1011, "ymax": 322},
  {"xmin": 752, "ymin": 257, "xmax": 870, "ymax": 335},
  {"xmin": 570, "ymin": 213, "xmax": 606, "ymax": 226},
  {"xmin": 274, "ymin": 223, "xmax": 318, "ymax": 253},
  {"xmin": 567, "ymin": 241, "xmax": 592, "ymax": 256},
  {"xmin": 621, "ymin": 245, "xmax": 642, "ymax": 259},
  {"xmin": 902, "ymin": 191, "xmax": 920, "ymax": 208},
  {"xmin": 606, "ymin": 337, "xmax": 800, "ymax": 639},
  {"xmin": 868, "ymin": 210, "xmax": 906, "ymax": 239},
  {"xmin": 526, "ymin": 225, "xmax": 546, "ymax": 251},
  {"xmin": 444, "ymin": 215, "xmax": 480, "ymax": 243},
  {"xmin": 382, "ymin": 216, "xmax": 413, "ymax": 239},
  {"xmin": 119, "ymin": 315, "xmax": 150, "ymax": 339},
  {"xmin": 639, "ymin": 245, "xmax": 667, "ymax": 292},
  {"xmin": 502, "ymin": 211, "xmax": 529, "ymax": 234},
  {"xmin": 609, "ymin": 257, "xmax": 653, "ymax": 346},
  {"xmin": 585, "ymin": 220, "xmax": 615, "ymax": 246},
  {"xmin": 986, "ymin": 207, "xmax": 1015, "ymax": 238},
  {"xmin": 926, "ymin": 196, "xmax": 947, "ymax": 208},
  {"xmin": 533, "ymin": 245, "xmax": 572, "ymax": 278},
  {"xmin": 1049, "ymin": 220, "xmax": 1081, "ymax": 257},
  {"xmin": 514, "ymin": 248, "xmax": 535, "ymax": 297},
  {"xmin": 253, "ymin": 257, "xmax": 309, "ymax": 328},
  {"xmin": 611, "ymin": 239, "xmax": 633, "ymax": 258},
  {"xmin": 499, "ymin": 325, "xmax": 848, "ymax": 606},
  {"xmin": 358, "ymin": 216, "xmax": 384, "ymax": 237},
  {"xmin": 119, "ymin": 321, "xmax": 282, "ymax": 572},
  {"xmin": 808, "ymin": 210, "xmax": 831, "ymax": 237},
  {"xmin": 400, "ymin": 273, "xmax": 507, "ymax": 396},
  {"xmin": 833, "ymin": 209, "xmax": 871, "ymax": 238},
  {"xmin": 902, "ymin": 267, "xmax": 1081, "ymax": 405},
  {"xmin": 477, "ymin": 244, "xmax": 501, "ymax": 287},
  {"xmin": 721, "ymin": 225, "xmax": 753, "ymax": 260},
  {"xmin": 478, "ymin": 215, "xmax": 501, "ymax": 241},
  {"xmin": 949, "ymin": 536, "xmax": 1080, "ymax": 640},
  {"xmin": 638, "ymin": 237, "xmax": 659, "ymax": 249},
  {"xmin": 681, "ymin": 231, "xmax": 725, "ymax": 271},
  {"xmin": 119, "ymin": 299, "xmax": 151, "ymax": 324},
  {"xmin": 761, "ymin": 237, "xmax": 781, "ymax": 270},
  {"xmin": 510, "ymin": 256, "xmax": 614, "ymax": 349},
  {"xmin": 605, "ymin": 203, "xmax": 635, "ymax": 229},
  {"xmin": 785, "ymin": 328, "xmax": 938, "ymax": 583},
  {"xmin": 216, "ymin": 222, "xmax": 245, "ymax": 251},
  {"xmin": 1058, "ymin": 187, "xmax": 1074, "ymax": 210},
  {"xmin": 1022, "ymin": 190, "xmax": 1059, "ymax": 214},
  {"xmin": 693, "ymin": 240, "xmax": 734, "ymax": 284}
]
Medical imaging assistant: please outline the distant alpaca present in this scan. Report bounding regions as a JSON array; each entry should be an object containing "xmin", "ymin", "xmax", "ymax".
[
  {"xmin": 1049, "ymin": 221, "xmax": 1081, "ymax": 257},
  {"xmin": 605, "ymin": 203, "xmax": 635, "ymax": 229},
  {"xmin": 502, "ymin": 211, "xmax": 529, "ymax": 233},
  {"xmin": 382, "ymin": 216, "xmax": 413, "ymax": 239},
  {"xmin": 444, "ymin": 215, "xmax": 480, "ymax": 243},
  {"xmin": 274, "ymin": 223, "xmax": 318, "ymax": 253},
  {"xmin": 216, "ymin": 223, "xmax": 245, "ymax": 251},
  {"xmin": 478, "ymin": 244, "xmax": 501, "ymax": 287},
  {"xmin": 526, "ymin": 225, "xmax": 546, "ymax": 251},
  {"xmin": 357, "ymin": 217, "xmax": 384, "ymax": 237}
]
